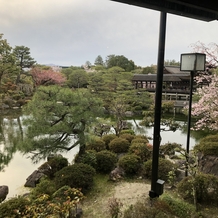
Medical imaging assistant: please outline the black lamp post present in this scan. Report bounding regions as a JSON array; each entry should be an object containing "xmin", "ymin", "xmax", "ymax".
[
  {"xmin": 149, "ymin": 11, "xmax": 167, "ymax": 199},
  {"xmin": 180, "ymin": 53, "xmax": 206, "ymax": 176}
]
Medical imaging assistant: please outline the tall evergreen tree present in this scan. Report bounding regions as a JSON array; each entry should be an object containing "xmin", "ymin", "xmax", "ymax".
[
  {"xmin": 94, "ymin": 55, "xmax": 104, "ymax": 66},
  {"xmin": 13, "ymin": 46, "xmax": 36, "ymax": 84},
  {"xmin": 18, "ymin": 86, "xmax": 103, "ymax": 162}
]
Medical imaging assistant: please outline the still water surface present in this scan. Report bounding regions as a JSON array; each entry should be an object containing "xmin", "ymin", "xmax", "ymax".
[{"xmin": 0, "ymin": 117, "xmax": 197, "ymax": 199}]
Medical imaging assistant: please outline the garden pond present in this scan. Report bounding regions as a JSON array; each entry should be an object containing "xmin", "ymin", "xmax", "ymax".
[{"xmin": 0, "ymin": 110, "xmax": 198, "ymax": 199}]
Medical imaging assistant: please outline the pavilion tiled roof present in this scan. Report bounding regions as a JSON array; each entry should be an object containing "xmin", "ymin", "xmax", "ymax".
[{"xmin": 132, "ymin": 66, "xmax": 190, "ymax": 82}]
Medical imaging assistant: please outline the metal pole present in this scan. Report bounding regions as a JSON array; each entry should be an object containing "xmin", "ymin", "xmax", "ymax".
[
  {"xmin": 185, "ymin": 70, "xmax": 194, "ymax": 176},
  {"xmin": 149, "ymin": 11, "xmax": 167, "ymax": 198}
]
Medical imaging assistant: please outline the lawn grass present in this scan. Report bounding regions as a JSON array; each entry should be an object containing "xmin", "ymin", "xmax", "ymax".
[
  {"xmin": 81, "ymin": 175, "xmax": 218, "ymax": 218},
  {"xmin": 82, "ymin": 174, "xmax": 116, "ymax": 218}
]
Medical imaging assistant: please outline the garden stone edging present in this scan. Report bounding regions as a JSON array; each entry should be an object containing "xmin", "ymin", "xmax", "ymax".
[{"xmin": 0, "ymin": 185, "xmax": 9, "ymax": 203}]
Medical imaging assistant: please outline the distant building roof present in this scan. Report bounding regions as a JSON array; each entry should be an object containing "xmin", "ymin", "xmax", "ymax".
[
  {"xmin": 132, "ymin": 66, "xmax": 190, "ymax": 82},
  {"xmin": 132, "ymin": 74, "xmax": 190, "ymax": 82},
  {"xmin": 164, "ymin": 66, "xmax": 186, "ymax": 74}
]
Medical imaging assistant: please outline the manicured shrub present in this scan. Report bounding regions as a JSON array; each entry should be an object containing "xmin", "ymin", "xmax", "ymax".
[
  {"xmin": 131, "ymin": 138, "xmax": 149, "ymax": 145},
  {"xmin": 26, "ymin": 187, "xmax": 84, "ymax": 218},
  {"xmin": 177, "ymin": 173, "xmax": 218, "ymax": 205},
  {"xmin": 30, "ymin": 177, "xmax": 56, "ymax": 198},
  {"xmin": 161, "ymin": 194, "xmax": 196, "ymax": 218},
  {"xmin": 123, "ymin": 199, "xmax": 174, "ymax": 218},
  {"xmin": 129, "ymin": 142, "xmax": 151, "ymax": 162},
  {"xmin": 120, "ymin": 129, "xmax": 135, "ymax": 135},
  {"xmin": 102, "ymin": 134, "xmax": 117, "ymax": 149},
  {"xmin": 75, "ymin": 150, "xmax": 97, "ymax": 169},
  {"xmin": 109, "ymin": 138, "xmax": 130, "ymax": 153},
  {"xmin": 194, "ymin": 134, "xmax": 218, "ymax": 156},
  {"xmin": 133, "ymin": 134, "xmax": 149, "ymax": 141},
  {"xmin": 40, "ymin": 156, "xmax": 68, "ymax": 178},
  {"xmin": 0, "ymin": 196, "xmax": 30, "ymax": 218},
  {"xmin": 118, "ymin": 154, "xmax": 140, "ymax": 175},
  {"xmin": 119, "ymin": 133, "xmax": 135, "ymax": 143},
  {"xmin": 142, "ymin": 158, "xmax": 177, "ymax": 181},
  {"xmin": 86, "ymin": 137, "xmax": 106, "ymax": 152},
  {"xmin": 96, "ymin": 150, "xmax": 117, "ymax": 173},
  {"xmin": 160, "ymin": 143, "xmax": 182, "ymax": 156},
  {"xmin": 54, "ymin": 163, "xmax": 96, "ymax": 192},
  {"xmin": 52, "ymin": 185, "xmax": 84, "ymax": 203}
]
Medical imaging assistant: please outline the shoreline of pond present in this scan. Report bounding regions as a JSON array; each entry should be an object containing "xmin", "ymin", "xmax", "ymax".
[{"xmin": 0, "ymin": 119, "xmax": 198, "ymax": 199}]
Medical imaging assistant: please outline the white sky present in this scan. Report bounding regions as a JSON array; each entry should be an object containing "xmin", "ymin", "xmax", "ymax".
[{"xmin": 1, "ymin": 0, "xmax": 217, "ymax": 67}]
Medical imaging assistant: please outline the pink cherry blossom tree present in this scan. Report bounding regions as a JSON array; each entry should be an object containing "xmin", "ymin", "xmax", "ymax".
[
  {"xmin": 192, "ymin": 74, "xmax": 218, "ymax": 131},
  {"xmin": 190, "ymin": 42, "xmax": 218, "ymax": 131},
  {"xmin": 190, "ymin": 41, "xmax": 218, "ymax": 68},
  {"xmin": 31, "ymin": 67, "xmax": 66, "ymax": 87}
]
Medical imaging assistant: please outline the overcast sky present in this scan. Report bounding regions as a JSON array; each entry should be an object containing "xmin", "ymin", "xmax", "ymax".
[{"xmin": 1, "ymin": 0, "xmax": 217, "ymax": 67}]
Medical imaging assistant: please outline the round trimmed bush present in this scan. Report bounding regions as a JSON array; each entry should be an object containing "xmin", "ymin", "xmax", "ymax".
[
  {"xmin": 44, "ymin": 156, "xmax": 68, "ymax": 178},
  {"xmin": 134, "ymin": 135, "xmax": 149, "ymax": 140},
  {"xmin": 96, "ymin": 150, "xmax": 117, "ymax": 173},
  {"xmin": 177, "ymin": 173, "xmax": 218, "ymax": 205},
  {"xmin": 131, "ymin": 138, "xmax": 149, "ymax": 145},
  {"xmin": 142, "ymin": 158, "xmax": 177, "ymax": 181},
  {"xmin": 102, "ymin": 134, "xmax": 117, "ymax": 149},
  {"xmin": 129, "ymin": 143, "xmax": 151, "ymax": 162},
  {"xmin": 194, "ymin": 134, "xmax": 218, "ymax": 156},
  {"xmin": 118, "ymin": 154, "xmax": 140, "ymax": 175},
  {"xmin": 86, "ymin": 137, "xmax": 106, "ymax": 152},
  {"xmin": 52, "ymin": 185, "xmax": 84, "ymax": 203},
  {"xmin": 37, "ymin": 156, "xmax": 68, "ymax": 179},
  {"xmin": 119, "ymin": 133, "xmax": 135, "ymax": 143},
  {"xmin": 54, "ymin": 163, "xmax": 96, "ymax": 192},
  {"xmin": 123, "ymin": 199, "xmax": 175, "ymax": 218},
  {"xmin": 109, "ymin": 138, "xmax": 130, "ymax": 153},
  {"xmin": 120, "ymin": 129, "xmax": 135, "ymax": 135},
  {"xmin": 31, "ymin": 177, "xmax": 56, "ymax": 198},
  {"xmin": 161, "ymin": 194, "xmax": 196, "ymax": 218},
  {"xmin": 0, "ymin": 196, "xmax": 30, "ymax": 218},
  {"xmin": 160, "ymin": 143, "xmax": 182, "ymax": 156},
  {"xmin": 74, "ymin": 150, "xmax": 97, "ymax": 169}
]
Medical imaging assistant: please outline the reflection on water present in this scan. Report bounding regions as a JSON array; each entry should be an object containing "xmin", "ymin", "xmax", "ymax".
[
  {"xmin": 0, "ymin": 147, "xmax": 79, "ymax": 199},
  {"xmin": 129, "ymin": 119, "xmax": 197, "ymax": 148},
  {"xmin": 0, "ymin": 113, "xmax": 197, "ymax": 199}
]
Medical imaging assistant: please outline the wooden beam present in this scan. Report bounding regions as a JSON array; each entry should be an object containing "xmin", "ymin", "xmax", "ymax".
[{"xmin": 110, "ymin": 0, "xmax": 218, "ymax": 21}]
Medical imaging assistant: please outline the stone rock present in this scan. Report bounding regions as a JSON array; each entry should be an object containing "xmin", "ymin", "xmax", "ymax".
[
  {"xmin": 109, "ymin": 166, "xmax": 125, "ymax": 181},
  {"xmin": 198, "ymin": 153, "xmax": 218, "ymax": 176},
  {"xmin": 24, "ymin": 170, "xmax": 45, "ymax": 187},
  {"xmin": 0, "ymin": 185, "xmax": 9, "ymax": 202},
  {"xmin": 38, "ymin": 162, "xmax": 52, "ymax": 176}
]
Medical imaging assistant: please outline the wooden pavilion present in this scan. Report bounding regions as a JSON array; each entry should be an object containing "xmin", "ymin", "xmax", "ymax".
[{"xmin": 132, "ymin": 66, "xmax": 191, "ymax": 94}]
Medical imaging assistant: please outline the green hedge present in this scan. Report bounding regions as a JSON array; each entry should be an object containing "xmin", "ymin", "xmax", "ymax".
[
  {"xmin": 177, "ymin": 173, "xmax": 218, "ymax": 205},
  {"xmin": 54, "ymin": 163, "xmax": 96, "ymax": 192},
  {"xmin": 86, "ymin": 137, "xmax": 106, "ymax": 152},
  {"xmin": 0, "ymin": 196, "xmax": 30, "ymax": 218},
  {"xmin": 128, "ymin": 142, "xmax": 151, "ymax": 162},
  {"xmin": 75, "ymin": 150, "xmax": 97, "ymax": 169},
  {"xmin": 142, "ymin": 158, "xmax": 177, "ymax": 181},
  {"xmin": 109, "ymin": 138, "xmax": 130, "ymax": 153},
  {"xmin": 118, "ymin": 154, "xmax": 140, "ymax": 175},
  {"xmin": 194, "ymin": 134, "xmax": 218, "ymax": 156},
  {"xmin": 96, "ymin": 150, "xmax": 117, "ymax": 173}
]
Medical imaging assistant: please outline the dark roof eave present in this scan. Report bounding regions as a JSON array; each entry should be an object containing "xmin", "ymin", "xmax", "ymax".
[{"xmin": 110, "ymin": 0, "xmax": 218, "ymax": 21}]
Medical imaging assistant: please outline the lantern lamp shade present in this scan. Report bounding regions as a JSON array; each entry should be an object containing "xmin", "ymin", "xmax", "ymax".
[{"xmin": 180, "ymin": 53, "xmax": 206, "ymax": 71}]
